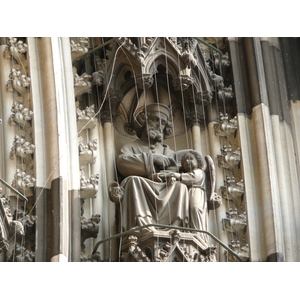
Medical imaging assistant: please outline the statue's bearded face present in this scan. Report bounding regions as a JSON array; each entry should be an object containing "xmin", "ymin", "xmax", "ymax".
[{"xmin": 146, "ymin": 112, "xmax": 168, "ymax": 142}]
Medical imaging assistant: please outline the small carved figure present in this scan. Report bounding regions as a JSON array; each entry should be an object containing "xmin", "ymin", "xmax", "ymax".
[{"xmin": 160, "ymin": 150, "xmax": 221, "ymax": 242}]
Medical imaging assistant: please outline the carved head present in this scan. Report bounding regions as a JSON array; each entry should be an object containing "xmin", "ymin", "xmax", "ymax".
[
  {"xmin": 133, "ymin": 104, "xmax": 173, "ymax": 140},
  {"xmin": 181, "ymin": 150, "xmax": 206, "ymax": 171}
]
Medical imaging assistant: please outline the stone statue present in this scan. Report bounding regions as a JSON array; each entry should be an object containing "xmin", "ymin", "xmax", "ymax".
[
  {"xmin": 116, "ymin": 103, "xmax": 221, "ymax": 238},
  {"xmin": 164, "ymin": 150, "xmax": 221, "ymax": 242}
]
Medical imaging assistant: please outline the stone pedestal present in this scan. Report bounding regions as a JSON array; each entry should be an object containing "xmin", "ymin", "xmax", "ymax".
[{"xmin": 120, "ymin": 229, "xmax": 217, "ymax": 262}]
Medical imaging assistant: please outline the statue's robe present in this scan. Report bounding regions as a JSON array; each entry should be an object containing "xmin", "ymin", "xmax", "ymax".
[
  {"xmin": 180, "ymin": 169, "xmax": 208, "ymax": 242},
  {"xmin": 117, "ymin": 139, "xmax": 189, "ymax": 231}
]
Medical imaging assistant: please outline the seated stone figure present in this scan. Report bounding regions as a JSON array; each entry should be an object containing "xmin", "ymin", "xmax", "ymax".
[
  {"xmin": 116, "ymin": 103, "xmax": 190, "ymax": 232},
  {"xmin": 115, "ymin": 103, "xmax": 221, "ymax": 238}
]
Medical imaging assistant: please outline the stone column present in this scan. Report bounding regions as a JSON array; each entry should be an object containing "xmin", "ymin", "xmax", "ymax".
[
  {"xmin": 100, "ymin": 88, "xmax": 123, "ymax": 261},
  {"xmin": 279, "ymin": 37, "xmax": 300, "ymax": 261},
  {"xmin": 260, "ymin": 37, "xmax": 295, "ymax": 261},
  {"xmin": 245, "ymin": 37, "xmax": 285, "ymax": 261},
  {"xmin": 29, "ymin": 37, "xmax": 80, "ymax": 262},
  {"xmin": 228, "ymin": 37, "xmax": 268, "ymax": 261}
]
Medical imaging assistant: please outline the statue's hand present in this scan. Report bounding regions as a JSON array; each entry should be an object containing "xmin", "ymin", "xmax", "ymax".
[{"xmin": 153, "ymin": 154, "xmax": 175, "ymax": 168}]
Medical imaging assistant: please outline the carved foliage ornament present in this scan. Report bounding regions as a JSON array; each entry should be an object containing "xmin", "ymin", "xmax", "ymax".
[
  {"xmin": 77, "ymin": 105, "xmax": 97, "ymax": 131},
  {"xmin": 71, "ymin": 37, "xmax": 89, "ymax": 62},
  {"xmin": 80, "ymin": 174, "xmax": 99, "ymax": 199},
  {"xmin": 74, "ymin": 73, "xmax": 92, "ymax": 97},
  {"xmin": 79, "ymin": 139, "xmax": 97, "ymax": 166},
  {"xmin": 10, "ymin": 135, "xmax": 35, "ymax": 163},
  {"xmin": 7, "ymin": 68, "xmax": 31, "ymax": 98},
  {"xmin": 9, "ymin": 102, "xmax": 33, "ymax": 129},
  {"xmin": 11, "ymin": 169, "xmax": 36, "ymax": 197},
  {"xmin": 4, "ymin": 38, "xmax": 28, "ymax": 70}
]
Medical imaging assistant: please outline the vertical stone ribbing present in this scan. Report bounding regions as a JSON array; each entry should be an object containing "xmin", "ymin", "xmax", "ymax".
[
  {"xmin": 207, "ymin": 109, "xmax": 228, "ymax": 262},
  {"xmin": 252, "ymin": 38, "xmax": 285, "ymax": 261},
  {"xmin": 102, "ymin": 121, "xmax": 117, "ymax": 261},
  {"xmin": 260, "ymin": 38, "xmax": 294, "ymax": 261},
  {"xmin": 228, "ymin": 38, "xmax": 262, "ymax": 261},
  {"xmin": 28, "ymin": 37, "xmax": 80, "ymax": 261}
]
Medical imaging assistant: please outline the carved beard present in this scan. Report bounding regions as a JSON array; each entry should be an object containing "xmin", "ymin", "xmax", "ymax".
[{"xmin": 147, "ymin": 127, "xmax": 164, "ymax": 143}]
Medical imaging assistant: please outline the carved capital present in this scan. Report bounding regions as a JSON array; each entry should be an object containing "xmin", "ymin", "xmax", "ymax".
[
  {"xmin": 136, "ymin": 74, "xmax": 154, "ymax": 90},
  {"xmin": 80, "ymin": 174, "xmax": 99, "ymax": 199},
  {"xmin": 173, "ymin": 74, "xmax": 193, "ymax": 91},
  {"xmin": 100, "ymin": 89, "xmax": 123, "ymax": 124},
  {"xmin": 185, "ymin": 106, "xmax": 204, "ymax": 127},
  {"xmin": 74, "ymin": 73, "xmax": 92, "ymax": 97},
  {"xmin": 193, "ymin": 90, "xmax": 213, "ymax": 105}
]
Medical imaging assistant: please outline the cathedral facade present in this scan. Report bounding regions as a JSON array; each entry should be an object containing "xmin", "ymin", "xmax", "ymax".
[{"xmin": 0, "ymin": 37, "xmax": 299, "ymax": 262}]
